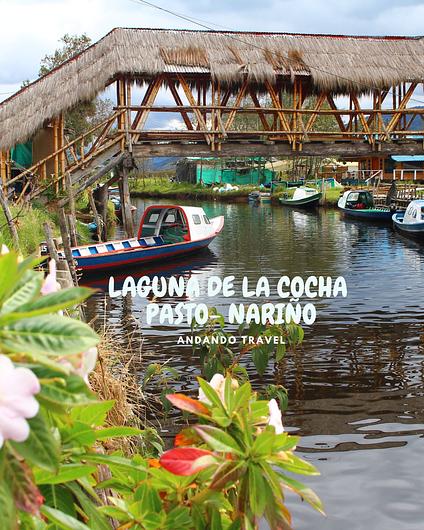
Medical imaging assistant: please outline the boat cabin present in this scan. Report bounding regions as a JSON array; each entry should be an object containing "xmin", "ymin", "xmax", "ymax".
[
  {"xmin": 338, "ymin": 190, "xmax": 374, "ymax": 210},
  {"xmin": 137, "ymin": 205, "xmax": 212, "ymax": 244},
  {"xmin": 403, "ymin": 200, "xmax": 424, "ymax": 223},
  {"xmin": 292, "ymin": 187, "xmax": 319, "ymax": 200}
]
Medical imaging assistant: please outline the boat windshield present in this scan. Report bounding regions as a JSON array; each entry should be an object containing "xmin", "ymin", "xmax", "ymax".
[
  {"xmin": 140, "ymin": 207, "xmax": 189, "ymax": 243},
  {"xmin": 346, "ymin": 191, "xmax": 374, "ymax": 209}
]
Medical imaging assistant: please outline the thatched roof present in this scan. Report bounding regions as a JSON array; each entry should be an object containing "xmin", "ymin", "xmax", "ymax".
[{"xmin": 1, "ymin": 27, "xmax": 424, "ymax": 151}]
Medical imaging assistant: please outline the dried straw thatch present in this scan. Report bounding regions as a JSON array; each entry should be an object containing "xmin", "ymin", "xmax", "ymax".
[{"xmin": 1, "ymin": 27, "xmax": 424, "ymax": 150}]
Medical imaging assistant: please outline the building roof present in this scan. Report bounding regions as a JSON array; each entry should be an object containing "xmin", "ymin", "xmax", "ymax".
[
  {"xmin": 391, "ymin": 155, "xmax": 424, "ymax": 162},
  {"xmin": 1, "ymin": 28, "xmax": 424, "ymax": 150}
]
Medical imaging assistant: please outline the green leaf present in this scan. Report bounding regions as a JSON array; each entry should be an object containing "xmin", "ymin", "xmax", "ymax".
[
  {"xmin": 197, "ymin": 377, "xmax": 226, "ymax": 411},
  {"xmin": 11, "ymin": 414, "xmax": 60, "ymax": 472},
  {"xmin": 248, "ymin": 464, "xmax": 267, "ymax": 516},
  {"xmin": 70, "ymin": 400, "xmax": 115, "ymax": 426},
  {"xmin": 275, "ymin": 453, "xmax": 320, "ymax": 476},
  {"xmin": 39, "ymin": 484, "xmax": 76, "ymax": 518},
  {"xmin": 62, "ymin": 422, "xmax": 96, "ymax": 447},
  {"xmin": 38, "ymin": 379, "xmax": 95, "ymax": 414},
  {"xmin": 194, "ymin": 425, "xmax": 243, "ymax": 455},
  {"xmin": 276, "ymin": 342, "xmax": 286, "ymax": 362},
  {"xmin": 66, "ymin": 482, "xmax": 111, "ymax": 530},
  {"xmin": 3, "ymin": 287, "xmax": 93, "ymax": 320},
  {"xmin": 35, "ymin": 464, "xmax": 97, "ymax": 485},
  {"xmin": 0, "ymin": 314, "xmax": 98, "ymax": 356},
  {"xmin": 252, "ymin": 430, "xmax": 275, "ymax": 456},
  {"xmin": 232, "ymin": 382, "xmax": 251, "ymax": 412},
  {"xmin": 0, "ymin": 271, "xmax": 43, "ymax": 315},
  {"xmin": 0, "ymin": 252, "xmax": 19, "ymax": 304},
  {"xmin": 277, "ymin": 472, "xmax": 325, "ymax": 514},
  {"xmin": 41, "ymin": 505, "xmax": 91, "ymax": 530},
  {"xmin": 95, "ymin": 426, "xmax": 142, "ymax": 440},
  {"xmin": 0, "ymin": 475, "xmax": 15, "ymax": 529},
  {"xmin": 252, "ymin": 347, "xmax": 269, "ymax": 377}
]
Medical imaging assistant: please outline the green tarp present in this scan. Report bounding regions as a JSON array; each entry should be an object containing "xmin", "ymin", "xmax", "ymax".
[
  {"xmin": 197, "ymin": 166, "xmax": 274, "ymax": 186},
  {"xmin": 10, "ymin": 142, "xmax": 32, "ymax": 169}
]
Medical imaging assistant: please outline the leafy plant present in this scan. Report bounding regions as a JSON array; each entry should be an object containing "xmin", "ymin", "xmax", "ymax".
[
  {"xmin": 102, "ymin": 375, "xmax": 324, "ymax": 529},
  {"xmin": 192, "ymin": 308, "xmax": 304, "ymax": 379},
  {"xmin": 0, "ymin": 252, "xmax": 322, "ymax": 529}
]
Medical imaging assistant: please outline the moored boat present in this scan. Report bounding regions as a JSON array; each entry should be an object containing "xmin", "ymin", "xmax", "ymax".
[
  {"xmin": 392, "ymin": 200, "xmax": 424, "ymax": 240},
  {"xmin": 338, "ymin": 190, "xmax": 394, "ymax": 221},
  {"xmin": 279, "ymin": 187, "xmax": 322, "ymax": 208},
  {"xmin": 248, "ymin": 191, "xmax": 271, "ymax": 203},
  {"xmin": 54, "ymin": 205, "xmax": 224, "ymax": 272}
]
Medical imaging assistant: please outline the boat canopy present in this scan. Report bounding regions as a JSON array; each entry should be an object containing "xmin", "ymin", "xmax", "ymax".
[
  {"xmin": 404, "ymin": 200, "xmax": 424, "ymax": 223},
  {"xmin": 338, "ymin": 190, "xmax": 374, "ymax": 209},
  {"xmin": 137, "ymin": 205, "xmax": 212, "ymax": 243},
  {"xmin": 292, "ymin": 187, "xmax": 319, "ymax": 200}
]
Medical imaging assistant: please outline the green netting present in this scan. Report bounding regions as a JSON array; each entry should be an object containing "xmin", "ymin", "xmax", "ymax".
[
  {"xmin": 10, "ymin": 142, "xmax": 33, "ymax": 169},
  {"xmin": 197, "ymin": 166, "xmax": 274, "ymax": 186}
]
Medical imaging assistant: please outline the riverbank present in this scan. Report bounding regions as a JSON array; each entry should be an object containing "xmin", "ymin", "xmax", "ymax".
[{"xmin": 130, "ymin": 177, "xmax": 343, "ymax": 206}]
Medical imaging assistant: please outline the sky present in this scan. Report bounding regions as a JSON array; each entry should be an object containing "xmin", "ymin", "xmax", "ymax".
[{"xmin": 1, "ymin": 0, "xmax": 424, "ymax": 120}]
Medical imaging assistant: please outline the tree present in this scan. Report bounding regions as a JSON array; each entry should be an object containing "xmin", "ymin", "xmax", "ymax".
[{"xmin": 39, "ymin": 34, "xmax": 113, "ymax": 139}]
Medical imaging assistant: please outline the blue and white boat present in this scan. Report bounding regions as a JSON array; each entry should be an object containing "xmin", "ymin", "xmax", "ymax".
[
  {"xmin": 392, "ymin": 200, "xmax": 424, "ymax": 239},
  {"xmin": 56, "ymin": 205, "xmax": 224, "ymax": 272}
]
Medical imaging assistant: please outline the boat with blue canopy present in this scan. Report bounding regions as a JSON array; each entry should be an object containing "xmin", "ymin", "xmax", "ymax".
[{"xmin": 54, "ymin": 205, "xmax": 224, "ymax": 272}]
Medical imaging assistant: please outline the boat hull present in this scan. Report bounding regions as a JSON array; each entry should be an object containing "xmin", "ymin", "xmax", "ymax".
[
  {"xmin": 392, "ymin": 213, "xmax": 424, "ymax": 240},
  {"xmin": 76, "ymin": 235, "xmax": 217, "ymax": 273},
  {"xmin": 339, "ymin": 207, "xmax": 393, "ymax": 221},
  {"xmin": 279, "ymin": 193, "xmax": 321, "ymax": 208}
]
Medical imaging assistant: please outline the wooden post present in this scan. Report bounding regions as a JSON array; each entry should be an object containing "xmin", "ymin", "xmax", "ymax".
[
  {"xmin": 42, "ymin": 222, "xmax": 59, "ymax": 262},
  {"xmin": 0, "ymin": 151, "xmax": 7, "ymax": 186},
  {"xmin": 98, "ymin": 185, "xmax": 109, "ymax": 241},
  {"xmin": 119, "ymin": 165, "xmax": 134, "ymax": 238},
  {"xmin": 58, "ymin": 208, "xmax": 77, "ymax": 284},
  {"xmin": 88, "ymin": 188, "xmax": 103, "ymax": 242},
  {"xmin": 0, "ymin": 185, "xmax": 19, "ymax": 250},
  {"xmin": 64, "ymin": 172, "xmax": 78, "ymax": 246}
]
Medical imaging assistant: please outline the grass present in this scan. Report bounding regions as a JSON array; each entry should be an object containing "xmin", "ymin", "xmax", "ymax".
[
  {"xmin": 130, "ymin": 176, "xmax": 259, "ymax": 200},
  {"xmin": 0, "ymin": 202, "xmax": 99, "ymax": 256},
  {"xmin": 131, "ymin": 176, "xmax": 344, "ymax": 206}
]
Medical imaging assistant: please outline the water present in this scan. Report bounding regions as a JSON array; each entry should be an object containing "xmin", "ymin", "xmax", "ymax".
[{"xmin": 83, "ymin": 198, "xmax": 424, "ymax": 529}]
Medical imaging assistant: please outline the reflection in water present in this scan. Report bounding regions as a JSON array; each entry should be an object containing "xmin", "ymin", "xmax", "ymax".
[{"xmin": 82, "ymin": 199, "xmax": 424, "ymax": 529}]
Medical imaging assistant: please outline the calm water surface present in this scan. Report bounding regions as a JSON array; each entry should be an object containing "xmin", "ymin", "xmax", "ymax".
[{"xmin": 84, "ymin": 198, "xmax": 424, "ymax": 530}]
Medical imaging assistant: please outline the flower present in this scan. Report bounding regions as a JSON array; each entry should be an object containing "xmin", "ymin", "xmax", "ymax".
[
  {"xmin": 267, "ymin": 398, "xmax": 284, "ymax": 434},
  {"xmin": 41, "ymin": 259, "xmax": 61, "ymax": 295},
  {"xmin": 198, "ymin": 373, "xmax": 239, "ymax": 406},
  {"xmin": 1, "ymin": 244, "xmax": 9, "ymax": 254},
  {"xmin": 58, "ymin": 347, "xmax": 98, "ymax": 384},
  {"xmin": 198, "ymin": 373, "xmax": 225, "ymax": 404},
  {"xmin": 0, "ymin": 355, "xmax": 40, "ymax": 448}
]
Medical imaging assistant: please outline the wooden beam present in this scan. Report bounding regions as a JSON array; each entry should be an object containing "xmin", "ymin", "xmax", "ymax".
[
  {"xmin": 264, "ymin": 80, "xmax": 293, "ymax": 144},
  {"xmin": 383, "ymin": 83, "xmax": 418, "ymax": 138},
  {"xmin": 133, "ymin": 140, "xmax": 424, "ymax": 158},
  {"xmin": 249, "ymin": 90, "xmax": 270, "ymax": 131},
  {"xmin": 326, "ymin": 94, "xmax": 347, "ymax": 133},
  {"xmin": 0, "ymin": 185, "xmax": 19, "ymax": 249},
  {"xmin": 177, "ymin": 74, "xmax": 212, "ymax": 145},
  {"xmin": 224, "ymin": 78, "xmax": 248, "ymax": 132},
  {"xmin": 168, "ymin": 81, "xmax": 194, "ymax": 130}
]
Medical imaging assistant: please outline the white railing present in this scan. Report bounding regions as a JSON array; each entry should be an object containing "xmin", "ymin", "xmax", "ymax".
[{"xmin": 393, "ymin": 169, "xmax": 424, "ymax": 181}]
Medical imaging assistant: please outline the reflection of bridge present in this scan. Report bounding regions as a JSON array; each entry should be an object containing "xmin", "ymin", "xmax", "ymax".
[{"xmin": 1, "ymin": 28, "xmax": 424, "ymax": 202}]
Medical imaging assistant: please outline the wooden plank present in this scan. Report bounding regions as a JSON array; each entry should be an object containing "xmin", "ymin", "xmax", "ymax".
[
  {"xmin": 264, "ymin": 81, "xmax": 293, "ymax": 144},
  {"xmin": 168, "ymin": 81, "xmax": 194, "ymax": 130}
]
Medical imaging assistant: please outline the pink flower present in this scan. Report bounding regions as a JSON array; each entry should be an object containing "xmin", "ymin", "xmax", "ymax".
[
  {"xmin": 41, "ymin": 260, "xmax": 61, "ymax": 295},
  {"xmin": 0, "ymin": 355, "xmax": 40, "ymax": 447},
  {"xmin": 268, "ymin": 399, "xmax": 284, "ymax": 434}
]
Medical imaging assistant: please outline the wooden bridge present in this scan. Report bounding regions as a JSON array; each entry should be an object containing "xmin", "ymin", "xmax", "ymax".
[{"xmin": 1, "ymin": 28, "xmax": 424, "ymax": 204}]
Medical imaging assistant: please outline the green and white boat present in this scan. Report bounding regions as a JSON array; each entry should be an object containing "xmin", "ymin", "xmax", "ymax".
[{"xmin": 279, "ymin": 187, "xmax": 322, "ymax": 208}]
